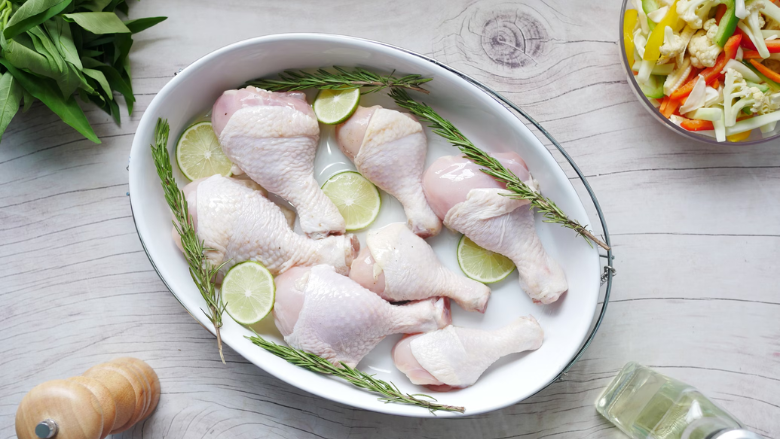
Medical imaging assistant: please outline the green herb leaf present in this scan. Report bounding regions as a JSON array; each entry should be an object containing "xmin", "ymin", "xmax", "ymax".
[
  {"xmin": 3, "ymin": 0, "xmax": 72, "ymax": 40},
  {"xmin": 0, "ymin": 59, "xmax": 100, "ymax": 143},
  {"xmin": 97, "ymin": 62, "xmax": 132, "ymax": 114},
  {"xmin": 22, "ymin": 89, "xmax": 35, "ymax": 113},
  {"xmin": 1, "ymin": 34, "xmax": 61, "ymax": 81},
  {"xmin": 123, "ymin": 16, "xmax": 166, "ymax": 33},
  {"xmin": 44, "ymin": 16, "xmax": 83, "ymax": 69},
  {"xmin": 0, "ymin": 72, "xmax": 23, "ymax": 141},
  {"xmin": 80, "ymin": 49, "xmax": 102, "ymax": 57},
  {"xmin": 107, "ymin": 94, "xmax": 119, "ymax": 124},
  {"xmin": 63, "ymin": 11, "xmax": 130, "ymax": 34},
  {"xmin": 28, "ymin": 25, "xmax": 66, "ymax": 73},
  {"xmin": 78, "ymin": 0, "xmax": 113, "ymax": 12},
  {"xmin": 115, "ymin": 0, "xmax": 128, "ymax": 15},
  {"xmin": 81, "ymin": 66, "xmax": 111, "ymax": 97},
  {"xmin": 112, "ymin": 32, "xmax": 130, "ymax": 65}
]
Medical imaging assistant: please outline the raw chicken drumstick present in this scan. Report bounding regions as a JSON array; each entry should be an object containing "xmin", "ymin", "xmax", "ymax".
[
  {"xmin": 173, "ymin": 175, "xmax": 358, "ymax": 276},
  {"xmin": 212, "ymin": 86, "xmax": 345, "ymax": 239},
  {"xmin": 349, "ymin": 222, "xmax": 490, "ymax": 313},
  {"xmin": 273, "ymin": 265, "xmax": 452, "ymax": 367},
  {"xmin": 336, "ymin": 106, "xmax": 441, "ymax": 238},
  {"xmin": 423, "ymin": 153, "xmax": 568, "ymax": 304},
  {"xmin": 392, "ymin": 316, "xmax": 543, "ymax": 390}
]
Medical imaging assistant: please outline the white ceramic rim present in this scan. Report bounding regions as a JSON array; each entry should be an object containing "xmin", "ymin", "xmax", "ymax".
[{"xmin": 128, "ymin": 33, "xmax": 607, "ymax": 417}]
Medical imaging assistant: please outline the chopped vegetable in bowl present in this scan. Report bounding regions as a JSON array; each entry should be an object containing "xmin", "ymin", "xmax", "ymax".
[{"xmin": 623, "ymin": 0, "xmax": 780, "ymax": 143}]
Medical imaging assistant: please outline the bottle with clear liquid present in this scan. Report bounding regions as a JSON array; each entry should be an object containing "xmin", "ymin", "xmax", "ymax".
[{"xmin": 596, "ymin": 362, "xmax": 762, "ymax": 439}]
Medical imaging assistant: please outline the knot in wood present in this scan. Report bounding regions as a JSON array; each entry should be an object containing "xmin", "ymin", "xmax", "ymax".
[{"xmin": 481, "ymin": 12, "xmax": 548, "ymax": 69}]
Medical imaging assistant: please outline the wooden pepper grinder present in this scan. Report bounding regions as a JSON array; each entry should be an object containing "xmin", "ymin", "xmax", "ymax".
[{"xmin": 15, "ymin": 358, "xmax": 160, "ymax": 439}]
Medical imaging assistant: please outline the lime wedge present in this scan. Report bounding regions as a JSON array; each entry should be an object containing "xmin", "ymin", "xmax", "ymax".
[
  {"xmin": 457, "ymin": 235, "xmax": 516, "ymax": 284},
  {"xmin": 312, "ymin": 88, "xmax": 360, "ymax": 124},
  {"xmin": 176, "ymin": 121, "xmax": 233, "ymax": 181},
  {"xmin": 222, "ymin": 261, "xmax": 275, "ymax": 325},
  {"xmin": 321, "ymin": 171, "xmax": 381, "ymax": 231}
]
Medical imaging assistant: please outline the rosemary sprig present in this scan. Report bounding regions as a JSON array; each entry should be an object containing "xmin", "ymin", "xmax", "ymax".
[
  {"xmin": 389, "ymin": 89, "xmax": 610, "ymax": 251},
  {"xmin": 150, "ymin": 118, "xmax": 228, "ymax": 363},
  {"xmin": 247, "ymin": 334, "xmax": 465, "ymax": 414},
  {"xmin": 247, "ymin": 67, "xmax": 432, "ymax": 94}
]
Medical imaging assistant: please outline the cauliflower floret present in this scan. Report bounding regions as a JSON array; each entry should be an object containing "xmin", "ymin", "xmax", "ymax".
[
  {"xmin": 688, "ymin": 19, "xmax": 722, "ymax": 68},
  {"xmin": 659, "ymin": 27, "xmax": 685, "ymax": 65},
  {"xmin": 724, "ymin": 69, "xmax": 758, "ymax": 125},
  {"xmin": 677, "ymin": 0, "xmax": 719, "ymax": 29},
  {"xmin": 660, "ymin": 25, "xmax": 697, "ymax": 65},
  {"xmin": 750, "ymin": 88, "xmax": 780, "ymax": 114}
]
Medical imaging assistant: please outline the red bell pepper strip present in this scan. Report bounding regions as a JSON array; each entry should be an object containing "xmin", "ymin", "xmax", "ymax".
[
  {"xmin": 741, "ymin": 38, "xmax": 780, "ymax": 54},
  {"xmin": 681, "ymin": 119, "xmax": 715, "ymax": 131},
  {"xmin": 670, "ymin": 35, "xmax": 742, "ymax": 100},
  {"xmin": 742, "ymin": 49, "xmax": 763, "ymax": 59},
  {"xmin": 748, "ymin": 59, "xmax": 780, "ymax": 83},
  {"xmin": 736, "ymin": 27, "xmax": 757, "ymax": 50},
  {"xmin": 661, "ymin": 98, "xmax": 682, "ymax": 118},
  {"xmin": 716, "ymin": 4, "xmax": 728, "ymax": 23}
]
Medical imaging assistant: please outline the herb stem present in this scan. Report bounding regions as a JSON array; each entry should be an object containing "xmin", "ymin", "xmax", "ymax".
[
  {"xmin": 248, "ymin": 334, "xmax": 465, "ymax": 414},
  {"xmin": 388, "ymin": 88, "xmax": 610, "ymax": 251},
  {"xmin": 247, "ymin": 67, "xmax": 432, "ymax": 95},
  {"xmin": 151, "ymin": 118, "xmax": 227, "ymax": 363}
]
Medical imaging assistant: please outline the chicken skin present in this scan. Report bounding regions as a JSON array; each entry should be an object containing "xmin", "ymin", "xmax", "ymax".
[
  {"xmin": 336, "ymin": 106, "xmax": 441, "ymax": 238},
  {"xmin": 274, "ymin": 265, "xmax": 451, "ymax": 367},
  {"xmin": 213, "ymin": 86, "xmax": 345, "ymax": 239},
  {"xmin": 392, "ymin": 316, "xmax": 543, "ymax": 390},
  {"xmin": 349, "ymin": 222, "xmax": 490, "ymax": 312},
  {"xmin": 173, "ymin": 175, "xmax": 357, "ymax": 276},
  {"xmin": 423, "ymin": 153, "xmax": 568, "ymax": 304}
]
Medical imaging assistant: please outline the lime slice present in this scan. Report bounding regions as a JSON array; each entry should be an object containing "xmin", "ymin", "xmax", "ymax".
[
  {"xmin": 176, "ymin": 121, "xmax": 233, "ymax": 181},
  {"xmin": 457, "ymin": 235, "xmax": 516, "ymax": 284},
  {"xmin": 321, "ymin": 171, "xmax": 381, "ymax": 231},
  {"xmin": 222, "ymin": 261, "xmax": 275, "ymax": 325},
  {"xmin": 312, "ymin": 88, "xmax": 360, "ymax": 124}
]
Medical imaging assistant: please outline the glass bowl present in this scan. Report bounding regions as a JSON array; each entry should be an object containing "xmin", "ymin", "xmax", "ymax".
[{"xmin": 619, "ymin": 0, "xmax": 780, "ymax": 145}]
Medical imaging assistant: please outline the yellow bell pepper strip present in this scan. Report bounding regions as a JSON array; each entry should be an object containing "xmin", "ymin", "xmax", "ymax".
[
  {"xmin": 727, "ymin": 130, "xmax": 752, "ymax": 141},
  {"xmin": 643, "ymin": 0, "xmax": 679, "ymax": 61},
  {"xmin": 624, "ymin": 9, "xmax": 638, "ymax": 65}
]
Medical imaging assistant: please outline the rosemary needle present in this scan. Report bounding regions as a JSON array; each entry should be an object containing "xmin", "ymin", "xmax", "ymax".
[
  {"xmin": 247, "ymin": 334, "xmax": 465, "ymax": 414},
  {"xmin": 388, "ymin": 88, "xmax": 610, "ymax": 251},
  {"xmin": 247, "ymin": 66, "xmax": 433, "ymax": 95},
  {"xmin": 151, "ymin": 118, "xmax": 228, "ymax": 363}
]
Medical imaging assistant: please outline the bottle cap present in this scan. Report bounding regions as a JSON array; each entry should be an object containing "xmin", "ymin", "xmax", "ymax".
[{"xmin": 714, "ymin": 430, "xmax": 764, "ymax": 439}]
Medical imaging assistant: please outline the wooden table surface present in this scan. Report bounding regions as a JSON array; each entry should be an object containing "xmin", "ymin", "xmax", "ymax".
[{"xmin": 1, "ymin": 0, "xmax": 778, "ymax": 437}]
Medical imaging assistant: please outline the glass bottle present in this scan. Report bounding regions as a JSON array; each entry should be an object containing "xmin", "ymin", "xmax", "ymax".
[{"xmin": 595, "ymin": 362, "xmax": 762, "ymax": 439}]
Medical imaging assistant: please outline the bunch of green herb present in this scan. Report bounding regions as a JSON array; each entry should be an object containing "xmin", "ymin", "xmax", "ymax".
[{"xmin": 0, "ymin": 0, "xmax": 166, "ymax": 143}]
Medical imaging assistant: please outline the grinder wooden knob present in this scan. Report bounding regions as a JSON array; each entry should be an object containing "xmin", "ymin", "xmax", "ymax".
[{"xmin": 15, "ymin": 358, "xmax": 160, "ymax": 439}]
